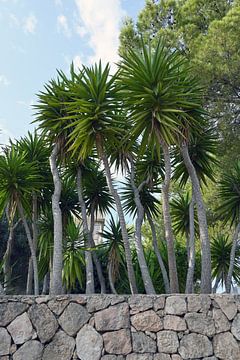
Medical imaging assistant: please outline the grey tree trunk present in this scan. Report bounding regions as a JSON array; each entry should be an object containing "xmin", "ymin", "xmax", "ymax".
[
  {"xmin": 77, "ymin": 167, "xmax": 95, "ymax": 294},
  {"xmin": 108, "ymin": 263, "xmax": 118, "ymax": 294},
  {"xmin": 146, "ymin": 212, "xmax": 170, "ymax": 293},
  {"xmin": 185, "ymin": 194, "xmax": 195, "ymax": 294},
  {"xmin": 17, "ymin": 200, "xmax": 39, "ymax": 295},
  {"xmin": 49, "ymin": 143, "xmax": 63, "ymax": 295},
  {"xmin": 213, "ymin": 275, "xmax": 221, "ymax": 293},
  {"xmin": 225, "ymin": 222, "xmax": 240, "ymax": 293},
  {"xmin": 180, "ymin": 142, "xmax": 212, "ymax": 294},
  {"xmin": 129, "ymin": 157, "xmax": 156, "ymax": 294},
  {"xmin": 0, "ymin": 282, "xmax": 4, "ymax": 295},
  {"xmin": 89, "ymin": 205, "xmax": 106, "ymax": 293},
  {"xmin": 161, "ymin": 141, "xmax": 179, "ymax": 293},
  {"xmin": 101, "ymin": 152, "xmax": 138, "ymax": 294},
  {"xmin": 42, "ymin": 272, "xmax": 50, "ymax": 295},
  {"xmin": 26, "ymin": 258, "xmax": 33, "ymax": 295}
]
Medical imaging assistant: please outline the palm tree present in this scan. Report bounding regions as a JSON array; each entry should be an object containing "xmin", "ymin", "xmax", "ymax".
[
  {"xmin": 65, "ymin": 62, "xmax": 138, "ymax": 294},
  {"xmin": 35, "ymin": 74, "xmax": 75, "ymax": 294},
  {"xmin": 172, "ymin": 127, "xmax": 218, "ymax": 293},
  {"xmin": 0, "ymin": 146, "xmax": 42, "ymax": 294},
  {"xmin": 17, "ymin": 131, "xmax": 50, "ymax": 294},
  {"xmin": 211, "ymin": 234, "xmax": 240, "ymax": 292},
  {"xmin": 119, "ymin": 41, "xmax": 195, "ymax": 292},
  {"xmin": 101, "ymin": 215, "xmax": 128, "ymax": 294},
  {"xmin": 218, "ymin": 160, "xmax": 240, "ymax": 293}
]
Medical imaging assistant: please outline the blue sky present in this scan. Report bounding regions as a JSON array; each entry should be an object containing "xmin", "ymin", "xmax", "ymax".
[{"xmin": 0, "ymin": 0, "xmax": 145, "ymax": 144}]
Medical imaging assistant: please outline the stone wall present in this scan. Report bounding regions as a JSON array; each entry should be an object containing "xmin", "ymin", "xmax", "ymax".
[{"xmin": 0, "ymin": 294, "xmax": 239, "ymax": 360}]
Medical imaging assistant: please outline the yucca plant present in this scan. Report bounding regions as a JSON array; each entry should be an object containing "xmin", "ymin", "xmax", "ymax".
[{"xmin": 218, "ymin": 160, "xmax": 240, "ymax": 292}]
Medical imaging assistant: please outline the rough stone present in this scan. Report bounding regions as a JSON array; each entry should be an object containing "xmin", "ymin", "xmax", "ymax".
[
  {"xmin": 178, "ymin": 333, "xmax": 213, "ymax": 359},
  {"xmin": 214, "ymin": 332, "xmax": 240, "ymax": 360},
  {"xmin": 163, "ymin": 316, "xmax": 186, "ymax": 332},
  {"xmin": 103, "ymin": 329, "xmax": 132, "ymax": 355},
  {"xmin": 132, "ymin": 332, "xmax": 157, "ymax": 353},
  {"xmin": 213, "ymin": 308, "xmax": 230, "ymax": 334},
  {"xmin": 153, "ymin": 297, "xmax": 165, "ymax": 311},
  {"xmin": 58, "ymin": 302, "xmax": 90, "ymax": 336},
  {"xmin": 202, "ymin": 357, "xmax": 218, "ymax": 360},
  {"xmin": 47, "ymin": 299, "xmax": 69, "ymax": 316},
  {"xmin": 28, "ymin": 304, "xmax": 58, "ymax": 343},
  {"xmin": 127, "ymin": 355, "xmax": 153, "ymax": 360},
  {"xmin": 165, "ymin": 297, "xmax": 186, "ymax": 316},
  {"xmin": 101, "ymin": 356, "xmax": 125, "ymax": 360},
  {"xmin": 214, "ymin": 295, "xmax": 237, "ymax": 320},
  {"xmin": 185, "ymin": 313, "xmax": 215, "ymax": 337},
  {"xmin": 42, "ymin": 330, "xmax": 75, "ymax": 360},
  {"xmin": 35, "ymin": 296, "xmax": 49, "ymax": 304},
  {"xmin": 13, "ymin": 341, "xmax": 43, "ymax": 360},
  {"xmin": 87, "ymin": 296, "xmax": 111, "ymax": 313},
  {"xmin": 157, "ymin": 331, "xmax": 179, "ymax": 354},
  {"xmin": 171, "ymin": 356, "xmax": 182, "ymax": 360},
  {"xmin": 231, "ymin": 313, "xmax": 240, "ymax": 340},
  {"xmin": 0, "ymin": 328, "xmax": 11, "ymax": 356},
  {"xmin": 187, "ymin": 295, "xmax": 211, "ymax": 313},
  {"xmin": 153, "ymin": 354, "xmax": 171, "ymax": 359},
  {"xmin": 129, "ymin": 296, "xmax": 153, "ymax": 314},
  {"xmin": 95, "ymin": 303, "xmax": 129, "ymax": 331},
  {"xmin": 131, "ymin": 310, "xmax": 163, "ymax": 332},
  {"xmin": 76, "ymin": 324, "xmax": 103, "ymax": 360},
  {"xmin": 7, "ymin": 312, "xmax": 33, "ymax": 344},
  {"xmin": 0, "ymin": 302, "xmax": 28, "ymax": 327}
]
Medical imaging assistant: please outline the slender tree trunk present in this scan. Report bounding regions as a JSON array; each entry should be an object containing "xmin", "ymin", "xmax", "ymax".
[
  {"xmin": 42, "ymin": 272, "xmax": 50, "ymax": 295},
  {"xmin": 108, "ymin": 263, "xmax": 117, "ymax": 294},
  {"xmin": 129, "ymin": 157, "xmax": 156, "ymax": 294},
  {"xmin": 185, "ymin": 194, "xmax": 195, "ymax": 294},
  {"xmin": 213, "ymin": 275, "xmax": 221, "ymax": 294},
  {"xmin": 26, "ymin": 259, "xmax": 33, "ymax": 295},
  {"xmin": 161, "ymin": 141, "xmax": 179, "ymax": 293},
  {"xmin": 100, "ymin": 149, "xmax": 138, "ymax": 294},
  {"xmin": 89, "ymin": 205, "xmax": 106, "ymax": 293},
  {"xmin": 77, "ymin": 167, "xmax": 95, "ymax": 294},
  {"xmin": 17, "ymin": 201, "xmax": 39, "ymax": 295},
  {"xmin": 181, "ymin": 142, "xmax": 212, "ymax": 294},
  {"xmin": 147, "ymin": 212, "xmax": 170, "ymax": 293},
  {"xmin": 0, "ymin": 282, "xmax": 4, "ymax": 295},
  {"xmin": 225, "ymin": 222, "xmax": 240, "ymax": 293},
  {"xmin": 49, "ymin": 143, "xmax": 63, "ymax": 295}
]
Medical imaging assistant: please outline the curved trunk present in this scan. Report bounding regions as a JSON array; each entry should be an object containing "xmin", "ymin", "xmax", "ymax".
[
  {"xmin": 146, "ymin": 212, "xmax": 170, "ymax": 293},
  {"xmin": 100, "ymin": 150, "xmax": 138, "ymax": 294},
  {"xmin": 89, "ymin": 205, "xmax": 106, "ymax": 294},
  {"xmin": 180, "ymin": 142, "xmax": 212, "ymax": 294},
  {"xmin": 161, "ymin": 141, "xmax": 179, "ymax": 293},
  {"xmin": 185, "ymin": 194, "xmax": 195, "ymax": 294},
  {"xmin": 108, "ymin": 263, "xmax": 118, "ymax": 294},
  {"xmin": 17, "ymin": 200, "xmax": 39, "ymax": 295},
  {"xmin": 225, "ymin": 222, "xmax": 240, "ymax": 293},
  {"xmin": 77, "ymin": 167, "xmax": 95, "ymax": 294},
  {"xmin": 129, "ymin": 157, "xmax": 156, "ymax": 294},
  {"xmin": 49, "ymin": 143, "xmax": 63, "ymax": 295},
  {"xmin": 26, "ymin": 258, "xmax": 33, "ymax": 295}
]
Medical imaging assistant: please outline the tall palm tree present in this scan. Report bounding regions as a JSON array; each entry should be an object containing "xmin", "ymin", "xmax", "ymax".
[
  {"xmin": 17, "ymin": 131, "xmax": 50, "ymax": 294},
  {"xmin": 35, "ymin": 74, "xmax": 76, "ymax": 294},
  {"xmin": 218, "ymin": 160, "xmax": 240, "ymax": 293},
  {"xmin": 172, "ymin": 127, "xmax": 218, "ymax": 293},
  {"xmin": 65, "ymin": 62, "xmax": 138, "ymax": 294},
  {"xmin": 119, "ymin": 41, "xmax": 192, "ymax": 292},
  {"xmin": 0, "ymin": 146, "xmax": 42, "ymax": 294}
]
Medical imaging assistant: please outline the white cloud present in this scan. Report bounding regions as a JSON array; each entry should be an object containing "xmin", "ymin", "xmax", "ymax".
[
  {"xmin": 54, "ymin": 0, "xmax": 63, "ymax": 6},
  {"xmin": 0, "ymin": 120, "xmax": 14, "ymax": 145},
  {"xmin": 73, "ymin": 55, "xmax": 82, "ymax": 70},
  {"xmin": 74, "ymin": 0, "xmax": 125, "ymax": 66},
  {"xmin": 0, "ymin": 75, "xmax": 10, "ymax": 86},
  {"xmin": 57, "ymin": 14, "xmax": 71, "ymax": 37},
  {"xmin": 17, "ymin": 99, "xmax": 34, "ymax": 109},
  {"xmin": 23, "ymin": 14, "xmax": 37, "ymax": 34},
  {"xmin": 9, "ymin": 13, "xmax": 20, "ymax": 27}
]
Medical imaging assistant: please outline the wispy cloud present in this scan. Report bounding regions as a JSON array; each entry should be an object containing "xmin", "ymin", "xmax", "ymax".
[
  {"xmin": 0, "ymin": 75, "xmax": 10, "ymax": 86},
  {"xmin": 23, "ymin": 14, "xmax": 37, "ymax": 34},
  {"xmin": 74, "ymin": 0, "xmax": 125, "ymax": 65},
  {"xmin": 57, "ymin": 14, "xmax": 71, "ymax": 37},
  {"xmin": 73, "ymin": 55, "xmax": 82, "ymax": 70},
  {"xmin": 0, "ymin": 119, "xmax": 14, "ymax": 145},
  {"xmin": 54, "ymin": 0, "xmax": 63, "ymax": 6}
]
